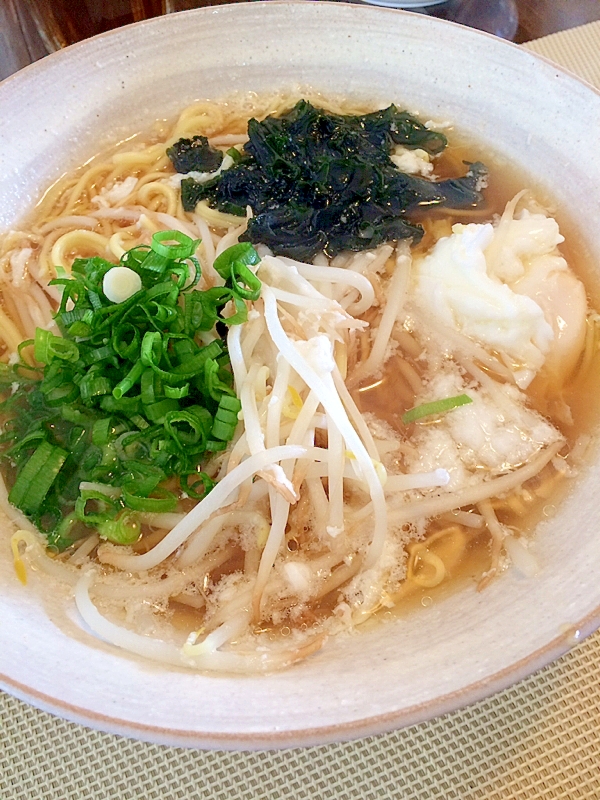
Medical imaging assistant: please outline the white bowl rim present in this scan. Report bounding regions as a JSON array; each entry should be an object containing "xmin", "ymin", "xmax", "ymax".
[{"xmin": 2, "ymin": 600, "xmax": 597, "ymax": 749}]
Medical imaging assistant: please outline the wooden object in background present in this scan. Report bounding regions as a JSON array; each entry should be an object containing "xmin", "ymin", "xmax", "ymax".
[{"xmin": 515, "ymin": 0, "xmax": 600, "ymax": 43}]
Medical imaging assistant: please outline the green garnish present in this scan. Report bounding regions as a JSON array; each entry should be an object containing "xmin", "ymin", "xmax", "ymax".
[
  {"xmin": 402, "ymin": 394, "xmax": 473, "ymax": 425},
  {"xmin": 171, "ymin": 100, "xmax": 487, "ymax": 261},
  {"xmin": 0, "ymin": 231, "xmax": 258, "ymax": 551},
  {"xmin": 225, "ymin": 146, "xmax": 243, "ymax": 163}
]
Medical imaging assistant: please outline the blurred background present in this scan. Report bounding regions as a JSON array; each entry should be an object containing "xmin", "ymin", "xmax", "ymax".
[{"xmin": 2, "ymin": 0, "xmax": 600, "ymax": 81}]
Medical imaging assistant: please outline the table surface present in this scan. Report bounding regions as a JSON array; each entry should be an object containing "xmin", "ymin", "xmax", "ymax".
[
  {"xmin": 2, "ymin": 10, "xmax": 600, "ymax": 800},
  {"xmin": 415, "ymin": 0, "xmax": 600, "ymax": 42},
  {"xmin": 514, "ymin": 0, "xmax": 600, "ymax": 42}
]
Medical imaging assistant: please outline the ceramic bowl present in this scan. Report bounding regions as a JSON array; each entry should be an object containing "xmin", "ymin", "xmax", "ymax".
[{"xmin": 1, "ymin": 1, "xmax": 600, "ymax": 749}]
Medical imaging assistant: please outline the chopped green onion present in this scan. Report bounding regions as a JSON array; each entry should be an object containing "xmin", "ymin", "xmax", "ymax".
[
  {"xmin": 164, "ymin": 409, "xmax": 208, "ymax": 448},
  {"xmin": 226, "ymin": 147, "xmax": 242, "ymax": 163},
  {"xmin": 112, "ymin": 360, "xmax": 145, "ymax": 399},
  {"xmin": 231, "ymin": 260, "xmax": 262, "ymax": 301},
  {"xmin": 130, "ymin": 413, "xmax": 150, "ymax": 430},
  {"xmin": 34, "ymin": 328, "xmax": 79, "ymax": 364},
  {"xmin": 8, "ymin": 441, "xmax": 68, "ymax": 514},
  {"xmin": 220, "ymin": 294, "xmax": 249, "ymax": 326},
  {"xmin": 46, "ymin": 511, "xmax": 86, "ymax": 552},
  {"xmin": 205, "ymin": 439, "xmax": 228, "ymax": 452},
  {"xmin": 141, "ymin": 330, "xmax": 163, "ymax": 367},
  {"xmin": 0, "ymin": 234, "xmax": 258, "ymax": 550},
  {"xmin": 181, "ymin": 471, "xmax": 215, "ymax": 499},
  {"xmin": 43, "ymin": 382, "xmax": 80, "ymax": 407},
  {"xmin": 213, "ymin": 242, "xmax": 260, "ymax": 280},
  {"xmin": 164, "ymin": 383, "xmax": 189, "ymax": 399},
  {"xmin": 98, "ymin": 511, "xmax": 141, "ymax": 545},
  {"xmin": 82, "ymin": 345, "xmax": 115, "ymax": 364},
  {"xmin": 145, "ymin": 398, "xmax": 180, "ymax": 423},
  {"xmin": 75, "ymin": 489, "xmax": 120, "ymax": 524},
  {"xmin": 112, "ymin": 322, "xmax": 141, "ymax": 361},
  {"xmin": 140, "ymin": 368, "xmax": 160, "ymax": 405},
  {"xmin": 151, "ymin": 230, "xmax": 200, "ymax": 260},
  {"xmin": 17, "ymin": 338, "xmax": 35, "ymax": 361},
  {"xmin": 122, "ymin": 488, "xmax": 178, "ymax": 513},
  {"xmin": 80, "ymin": 374, "xmax": 112, "ymax": 402},
  {"xmin": 100, "ymin": 394, "xmax": 142, "ymax": 415},
  {"xmin": 402, "ymin": 394, "xmax": 473, "ymax": 425},
  {"xmin": 120, "ymin": 462, "xmax": 165, "ymax": 497}
]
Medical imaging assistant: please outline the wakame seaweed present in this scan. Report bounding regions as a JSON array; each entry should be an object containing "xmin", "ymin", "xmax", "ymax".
[
  {"xmin": 169, "ymin": 100, "xmax": 488, "ymax": 261},
  {"xmin": 166, "ymin": 135, "xmax": 224, "ymax": 174}
]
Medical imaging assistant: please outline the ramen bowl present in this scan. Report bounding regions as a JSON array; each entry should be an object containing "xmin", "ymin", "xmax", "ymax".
[{"xmin": 1, "ymin": 1, "xmax": 600, "ymax": 749}]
